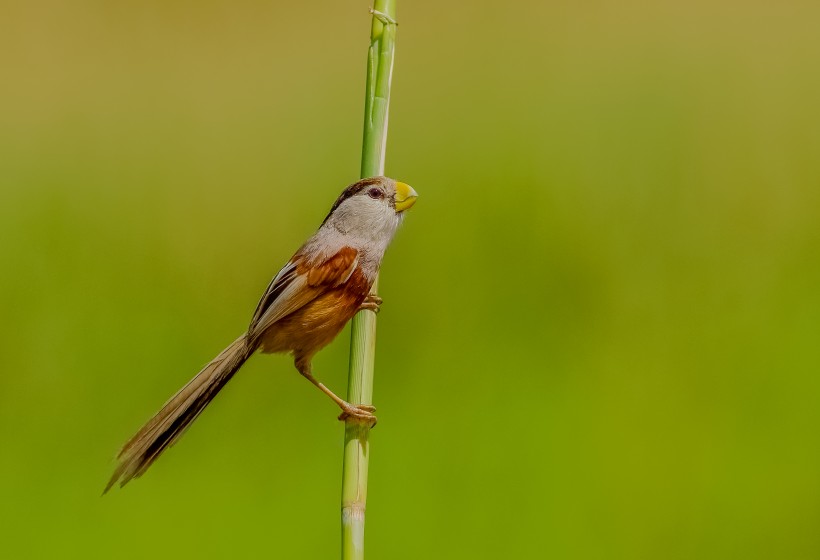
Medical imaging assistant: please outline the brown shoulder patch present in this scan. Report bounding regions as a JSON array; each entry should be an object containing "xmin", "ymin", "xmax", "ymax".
[{"xmin": 300, "ymin": 247, "xmax": 359, "ymax": 287}]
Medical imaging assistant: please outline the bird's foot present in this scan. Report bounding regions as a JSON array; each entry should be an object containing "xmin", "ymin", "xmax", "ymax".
[
  {"xmin": 338, "ymin": 403, "xmax": 378, "ymax": 427},
  {"xmin": 358, "ymin": 294, "xmax": 383, "ymax": 314}
]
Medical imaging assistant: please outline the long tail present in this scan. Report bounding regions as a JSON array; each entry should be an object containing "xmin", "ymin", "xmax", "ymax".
[{"xmin": 105, "ymin": 334, "xmax": 253, "ymax": 493}]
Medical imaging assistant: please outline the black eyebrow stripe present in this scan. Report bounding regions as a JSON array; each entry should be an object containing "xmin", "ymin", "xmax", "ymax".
[{"xmin": 321, "ymin": 177, "xmax": 385, "ymax": 225}]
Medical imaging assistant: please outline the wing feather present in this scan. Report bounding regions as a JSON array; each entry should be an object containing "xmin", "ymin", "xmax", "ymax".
[
  {"xmin": 248, "ymin": 247, "xmax": 359, "ymax": 342},
  {"xmin": 305, "ymin": 248, "xmax": 359, "ymax": 287}
]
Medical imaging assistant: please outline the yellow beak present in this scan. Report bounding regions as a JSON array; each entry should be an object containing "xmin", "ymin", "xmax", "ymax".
[{"xmin": 394, "ymin": 182, "xmax": 418, "ymax": 212}]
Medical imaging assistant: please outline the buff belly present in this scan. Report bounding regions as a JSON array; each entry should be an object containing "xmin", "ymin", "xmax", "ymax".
[{"xmin": 257, "ymin": 288, "xmax": 366, "ymax": 358}]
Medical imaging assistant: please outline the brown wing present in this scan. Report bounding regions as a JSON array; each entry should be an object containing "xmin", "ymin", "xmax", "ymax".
[
  {"xmin": 302, "ymin": 246, "xmax": 359, "ymax": 287},
  {"xmin": 249, "ymin": 261, "xmax": 299, "ymax": 329},
  {"xmin": 248, "ymin": 247, "xmax": 359, "ymax": 343}
]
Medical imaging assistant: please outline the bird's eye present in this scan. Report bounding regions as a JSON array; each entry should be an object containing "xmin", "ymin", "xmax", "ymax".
[{"xmin": 367, "ymin": 187, "xmax": 384, "ymax": 199}]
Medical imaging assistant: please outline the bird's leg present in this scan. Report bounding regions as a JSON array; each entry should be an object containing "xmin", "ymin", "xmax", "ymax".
[
  {"xmin": 295, "ymin": 359, "xmax": 377, "ymax": 426},
  {"xmin": 358, "ymin": 293, "xmax": 383, "ymax": 314}
]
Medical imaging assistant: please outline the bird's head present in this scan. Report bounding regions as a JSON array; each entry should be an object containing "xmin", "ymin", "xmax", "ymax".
[{"xmin": 321, "ymin": 176, "xmax": 418, "ymax": 243}]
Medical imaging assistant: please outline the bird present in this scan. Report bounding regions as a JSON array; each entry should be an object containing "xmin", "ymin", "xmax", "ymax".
[{"xmin": 105, "ymin": 176, "xmax": 417, "ymax": 493}]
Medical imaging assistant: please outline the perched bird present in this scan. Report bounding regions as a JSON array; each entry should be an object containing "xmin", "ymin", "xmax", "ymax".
[{"xmin": 105, "ymin": 176, "xmax": 417, "ymax": 492}]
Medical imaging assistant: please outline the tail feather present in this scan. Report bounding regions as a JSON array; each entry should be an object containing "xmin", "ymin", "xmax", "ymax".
[{"xmin": 105, "ymin": 334, "xmax": 252, "ymax": 493}]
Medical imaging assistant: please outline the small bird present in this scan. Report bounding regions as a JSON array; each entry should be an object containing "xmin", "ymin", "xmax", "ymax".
[{"xmin": 105, "ymin": 176, "xmax": 417, "ymax": 492}]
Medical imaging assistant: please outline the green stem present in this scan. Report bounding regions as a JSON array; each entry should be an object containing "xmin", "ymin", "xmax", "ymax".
[{"xmin": 341, "ymin": 2, "xmax": 397, "ymax": 559}]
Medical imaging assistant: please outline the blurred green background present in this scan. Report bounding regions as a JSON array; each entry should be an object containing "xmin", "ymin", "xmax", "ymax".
[{"xmin": 2, "ymin": 0, "xmax": 819, "ymax": 558}]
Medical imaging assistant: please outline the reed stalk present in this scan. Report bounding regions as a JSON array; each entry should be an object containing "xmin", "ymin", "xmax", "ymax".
[{"xmin": 341, "ymin": 2, "xmax": 398, "ymax": 558}]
